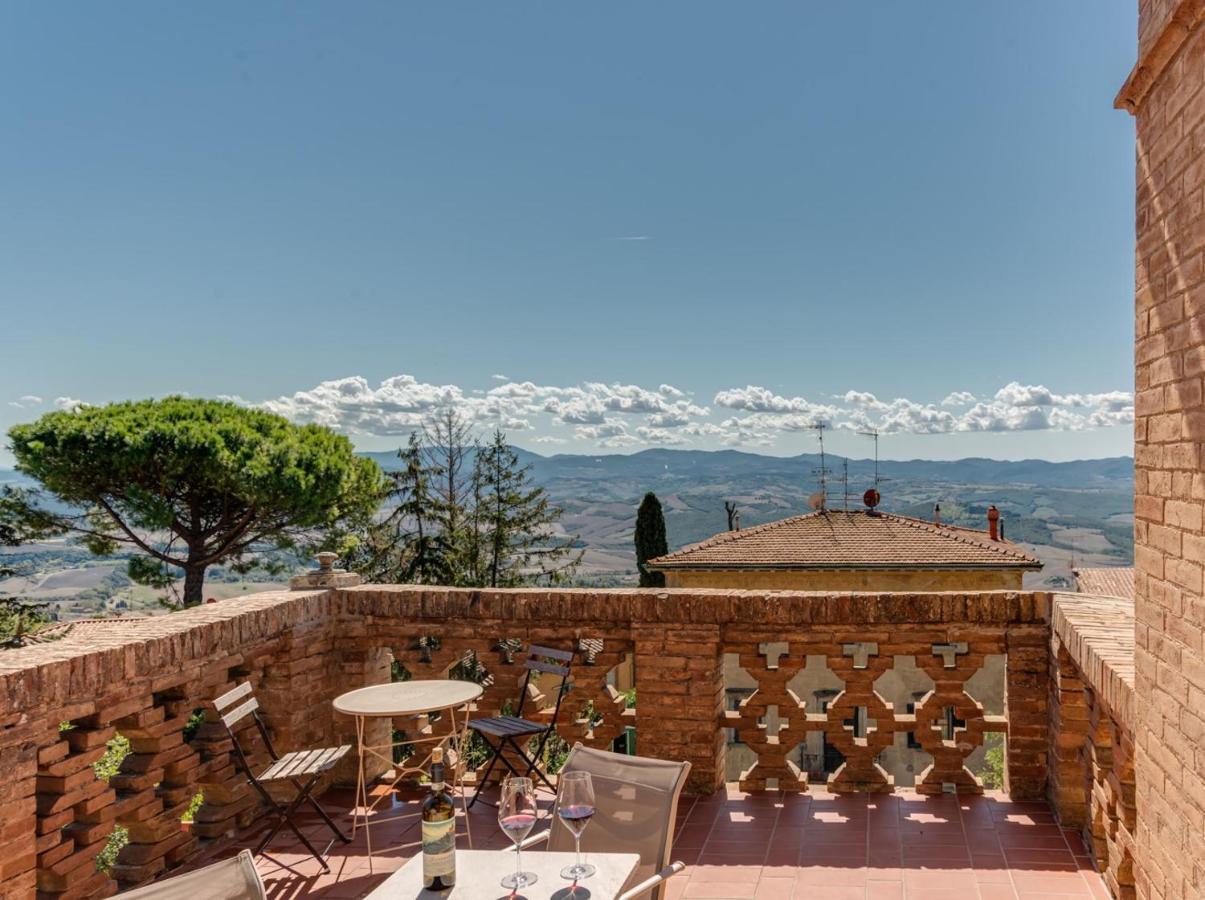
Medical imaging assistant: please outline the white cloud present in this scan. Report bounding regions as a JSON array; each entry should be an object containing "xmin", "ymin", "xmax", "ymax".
[
  {"xmin": 8, "ymin": 395, "xmax": 42, "ymax": 409},
  {"xmin": 491, "ymin": 373, "xmax": 508, "ymax": 381},
  {"xmin": 53, "ymin": 397, "xmax": 86, "ymax": 412},
  {"xmin": 248, "ymin": 375, "xmax": 1132, "ymax": 450},
  {"xmin": 941, "ymin": 391, "xmax": 976, "ymax": 407}
]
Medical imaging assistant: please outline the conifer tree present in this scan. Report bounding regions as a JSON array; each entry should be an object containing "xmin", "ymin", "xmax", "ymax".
[
  {"xmin": 341, "ymin": 432, "xmax": 450, "ymax": 583},
  {"xmin": 634, "ymin": 492, "xmax": 668, "ymax": 587},
  {"xmin": 475, "ymin": 429, "xmax": 582, "ymax": 587}
]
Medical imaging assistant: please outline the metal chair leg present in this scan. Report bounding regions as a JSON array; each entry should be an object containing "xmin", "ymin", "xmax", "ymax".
[{"xmin": 468, "ymin": 737, "xmax": 504, "ymax": 808}]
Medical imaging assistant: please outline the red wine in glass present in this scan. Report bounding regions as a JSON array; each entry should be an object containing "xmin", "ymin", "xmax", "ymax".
[
  {"xmin": 558, "ymin": 772, "xmax": 597, "ymax": 881},
  {"xmin": 499, "ymin": 778, "xmax": 539, "ymax": 890},
  {"xmin": 500, "ymin": 813, "xmax": 537, "ymax": 843},
  {"xmin": 558, "ymin": 804, "xmax": 595, "ymax": 835}
]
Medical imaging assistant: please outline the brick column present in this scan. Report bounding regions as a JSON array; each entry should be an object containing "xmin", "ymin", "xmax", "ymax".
[
  {"xmin": 1004, "ymin": 623, "xmax": 1049, "ymax": 800},
  {"xmin": 633, "ymin": 623, "xmax": 724, "ymax": 795},
  {"xmin": 1047, "ymin": 637, "xmax": 1089, "ymax": 828},
  {"xmin": 1119, "ymin": 2, "xmax": 1205, "ymax": 895}
]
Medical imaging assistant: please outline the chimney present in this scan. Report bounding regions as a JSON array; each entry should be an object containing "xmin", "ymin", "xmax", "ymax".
[
  {"xmin": 987, "ymin": 505, "xmax": 1000, "ymax": 541},
  {"xmin": 934, "ymin": 503, "xmax": 941, "ymax": 526}
]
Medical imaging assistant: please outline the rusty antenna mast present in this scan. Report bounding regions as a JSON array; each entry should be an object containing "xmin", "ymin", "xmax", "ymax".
[{"xmin": 810, "ymin": 420, "xmax": 831, "ymax": 511}]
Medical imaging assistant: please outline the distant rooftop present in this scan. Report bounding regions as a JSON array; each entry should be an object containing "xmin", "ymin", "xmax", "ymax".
[
  {"xmin": 1073, "ymin": 566, "xmax": 1134, "ymax": 600},
  {"xmin": 647, "ymin": 509, "xmax": 1043, "ymax": 571}
]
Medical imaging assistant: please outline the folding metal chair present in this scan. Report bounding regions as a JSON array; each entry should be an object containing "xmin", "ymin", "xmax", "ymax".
[
  {"xmin": 215, "ymin": 682, "xmax": 352, "ymax": 872},
  {"xmin": 467, "ymin": 643, "xmax": 575, "ymax": 806},
  {"xmin": 512, "ymin": 744, "xmax": 692, "ymax": 900}
]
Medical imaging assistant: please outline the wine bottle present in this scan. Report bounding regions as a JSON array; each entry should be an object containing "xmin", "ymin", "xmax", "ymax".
[{"xmin": 422, "ymin": 747, "xmax": 456, "ymax": 890}]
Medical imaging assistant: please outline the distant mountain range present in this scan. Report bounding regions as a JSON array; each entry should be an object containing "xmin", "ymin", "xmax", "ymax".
[
  {"xmin": 3, "ymin": 448, "xmax": 1134, "ymax": 590},
  {"xmin": 360, "ymin": 448, "xmax": 1135, "ymax": 586}
]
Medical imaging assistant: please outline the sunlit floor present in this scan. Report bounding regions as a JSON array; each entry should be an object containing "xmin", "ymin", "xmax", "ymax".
[{"xmin": 190, "ymin": 785, "xmax": 1109, "ymax": 899}]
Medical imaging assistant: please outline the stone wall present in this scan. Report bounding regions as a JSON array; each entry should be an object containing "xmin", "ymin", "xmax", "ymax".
[
  {"xmin": 0, "ymin": 585, "xmax": 1053, "ymax": 899},
  {"xmin": 1118, "ymin": 2, "xmax": 1205, "ymax": 896}
]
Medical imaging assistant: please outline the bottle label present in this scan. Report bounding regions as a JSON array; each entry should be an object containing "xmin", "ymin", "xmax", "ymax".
[{"xmin": 422, "ymin": 817, "xmax": 456, "ymax": 879}]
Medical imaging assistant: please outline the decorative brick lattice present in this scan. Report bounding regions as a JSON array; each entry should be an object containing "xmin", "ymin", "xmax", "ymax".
[{"xmin": 724, "ymin": 629, "xmax": 1007, "ymax": 795}]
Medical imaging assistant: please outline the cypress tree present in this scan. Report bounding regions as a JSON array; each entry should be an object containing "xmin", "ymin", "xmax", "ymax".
[{"xmin": 635, "ymin": 492, "xmax": 668, "ymax": 588}]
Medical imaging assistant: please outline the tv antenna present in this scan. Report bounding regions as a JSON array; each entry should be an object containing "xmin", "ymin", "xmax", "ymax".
[
  {"xmin": 810, "ymin": 420, "xmax": 831, "ymax": 511},
  {"xmin": 857, "ymin": 428, "xmax": 884, "ymax": 488}
]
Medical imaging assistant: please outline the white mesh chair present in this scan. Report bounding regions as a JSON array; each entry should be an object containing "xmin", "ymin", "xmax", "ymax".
[
  {"xmin": 117, "ymin": 850, "xmax": 265, "ymax": 899},
  {"xmin": 517, "ymin": 743, "xmax": 691, "ymax": 900}
]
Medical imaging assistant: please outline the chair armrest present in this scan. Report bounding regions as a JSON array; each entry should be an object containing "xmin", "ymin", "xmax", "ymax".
[
  {"xmin": 508, "ymin": 829, "xmax": 551, "ymax": 851},
  {"xmin": 616, "ymin": 861, "xmax": 687, "ymax": 900}
]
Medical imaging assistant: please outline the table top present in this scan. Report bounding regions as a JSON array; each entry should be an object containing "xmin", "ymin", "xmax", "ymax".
[
  {"xmin": 365, "ymin": 849, "xmax": 640, "ymax": 899},
  {"xmin": 333, "ymin": 680, "xmax": 484, "ymax": 717}
]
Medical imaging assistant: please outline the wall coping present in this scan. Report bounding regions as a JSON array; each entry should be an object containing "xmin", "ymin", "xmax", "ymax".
[
  {"xmin": 1116, "ymin": 0, "xmax": 1205, "ymax": 113},
  {"xmin": 0, "ymin": 585, "xmax": 1051, "ymax": 721},
  {"xmin": 1051, "ymin": 592, "xmax": 1136, "ymax": 730}
]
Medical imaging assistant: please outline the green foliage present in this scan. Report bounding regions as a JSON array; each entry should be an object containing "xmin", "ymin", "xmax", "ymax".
[
  {"xmin": 181, "ymin": 791, "xmax": 205, "ymax": 824},
  {"xmin": 332, "ymin": 432, "xmax": 453, "ymax": 584},
  {"xmin": 182, "ymin": 709, "xmax": 206, "ymax": 743},
  {"xmin": 623, "ymin": 687, "xmax": 637, "ymax": 709},
  {"xmin": 95, "ymin": 825, "xmax": 128, "ymax": 873},
  {"xmin": 475, "ymin": 429, "xmax": 582, "ymax": 587},
  {"xmin": 634, "ymin": 492, "xmax": 668, "ymax": 588},
  {"xmin": 337, "ymin": 410, "xmax": 579, "ymax": 588},
  {"xmin": 7, "ymin": 397, "xmax": 383, "ymax": 605},
  {"xmin": 980, "ymin": 733, "xmax": 1005, "ymax": 789},
  {"xmin": 93, "ymin": 733, "xmax": 131, "ymax": 781},
  {"xmin": 530, "ymin": 730, "xmax": 570, "ymax": 774},
  {"xmin": 0, "ymin": 596, "xmax": 51, "ymax": 647}
]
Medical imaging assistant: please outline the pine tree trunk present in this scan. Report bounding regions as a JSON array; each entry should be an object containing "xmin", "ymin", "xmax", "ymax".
[{"xmin": 182, "ymin": 563, "xmax": 207, "ymax": 607}]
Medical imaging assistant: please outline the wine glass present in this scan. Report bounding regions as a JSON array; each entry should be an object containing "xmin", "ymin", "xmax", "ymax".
[
  {"xmin": 498, "ymin": 776, "xmax": 539, "ymax": 890},
  {"xmin": 557, "ymin": 771, "xmax": 596, "ymax": 881}
]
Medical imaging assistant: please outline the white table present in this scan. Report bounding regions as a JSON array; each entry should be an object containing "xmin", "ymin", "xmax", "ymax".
[
  {"xmin": 334, "ymin": 680, "xmax": 484, "ymax": 868},
  {"xmin": 365, "ymin": 849, "xmax": 640, "ymax": 899}
]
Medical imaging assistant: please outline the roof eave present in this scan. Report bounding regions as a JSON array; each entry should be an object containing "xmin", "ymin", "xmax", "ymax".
[{"xmin": 646, "ymin": 561, "xmax": 1043, "ymax": 572}]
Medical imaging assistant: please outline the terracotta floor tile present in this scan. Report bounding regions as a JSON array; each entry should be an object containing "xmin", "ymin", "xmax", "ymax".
[
  {"xmin": 151, "ymin": 786, "xmax": 1114, "ymax": 900},
  {"xmin": 753, "ymin": 877, "xmax": 797, "ymax": 899}
]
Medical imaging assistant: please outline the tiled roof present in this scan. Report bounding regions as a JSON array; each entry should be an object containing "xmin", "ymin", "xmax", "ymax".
[
  {"xmin": 646, "ymin": 509, "xmax": 1042, "ymax": 570},
  {"xmin": 1073, "ymin": 566, "xmax": 1134, "ymax": 601}
]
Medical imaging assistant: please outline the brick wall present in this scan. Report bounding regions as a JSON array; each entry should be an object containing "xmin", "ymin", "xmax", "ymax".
[
  {"xmin": 0, "ymin": 585, "xmax": 1052, "ymax": 898},
  {"xmin": 1119, "ymin": 2, "xmax": 1205, "ymax": 896},
  {"xmin": 1048, "ymin": 593, "xmax": 1138, "ymax": 898}
]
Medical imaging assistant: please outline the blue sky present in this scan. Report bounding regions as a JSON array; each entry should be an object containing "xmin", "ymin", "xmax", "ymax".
[{"xmin": 1, "ymin": 2, "xmax": 1137, "ymax": 463}]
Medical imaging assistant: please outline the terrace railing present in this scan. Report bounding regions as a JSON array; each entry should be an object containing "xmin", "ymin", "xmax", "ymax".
[{"xmin": 0, "ymin": 583, "xmax": 1132, "ymax": 899}]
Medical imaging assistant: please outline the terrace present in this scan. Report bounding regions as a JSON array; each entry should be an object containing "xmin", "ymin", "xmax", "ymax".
[{"xmin": 0, "ymin": 579, "xmax": 1135, "ymax": 899}]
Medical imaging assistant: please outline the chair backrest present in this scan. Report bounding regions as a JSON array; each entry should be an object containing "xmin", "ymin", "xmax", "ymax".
[
  {"xmin": 213, "ymin": 682, "xmax": 277, "ymax": 776},
  {"xmin": 515, "ymin": 644, "xmax": 574, "ymax": 719},
  {"xmin": 117, "ymin": 849, "xmax": 266, "ymax": 899},
  {"xmin": 546, "ymin": 744, "xmax": 691, "ymax": 899}
]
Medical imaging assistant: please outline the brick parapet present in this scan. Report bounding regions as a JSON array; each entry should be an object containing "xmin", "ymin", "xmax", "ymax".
[
  {"xmin": 1047, "ymin": 594, "xmax": 1138, "ymax": 898},
  {"xmin": 0, "ymin": 585, "xmax": 1058, "ymax": 898}
]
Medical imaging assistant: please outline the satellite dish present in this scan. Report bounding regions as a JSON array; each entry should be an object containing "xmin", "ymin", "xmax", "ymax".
[
  {"xmin": 808, "ymin": 491, "xmax": 826, "ymax": 510},
  {"xmin": 863, "ymin": 489, "xmax": 881, "ymax": 509}
]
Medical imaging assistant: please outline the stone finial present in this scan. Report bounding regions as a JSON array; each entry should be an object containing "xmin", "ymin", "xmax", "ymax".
[{"xmin": 289, "ymin": 552, "xmax": 362, "ymax": 590}]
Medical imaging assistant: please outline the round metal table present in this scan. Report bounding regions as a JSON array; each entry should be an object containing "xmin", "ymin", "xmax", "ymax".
[{"xmin": 334, "ymin": 680, "xmax": 484, "ymax": 867}]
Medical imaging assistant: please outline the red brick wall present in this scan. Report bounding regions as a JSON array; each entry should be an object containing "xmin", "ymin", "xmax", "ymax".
[
  {"xmin": 0, "ymin": 585, "xmax": 1052, "ymax": 899},
  {"xmin": 1120, "ymin": 3, "xmax": 1205, "ymax": 896}
]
